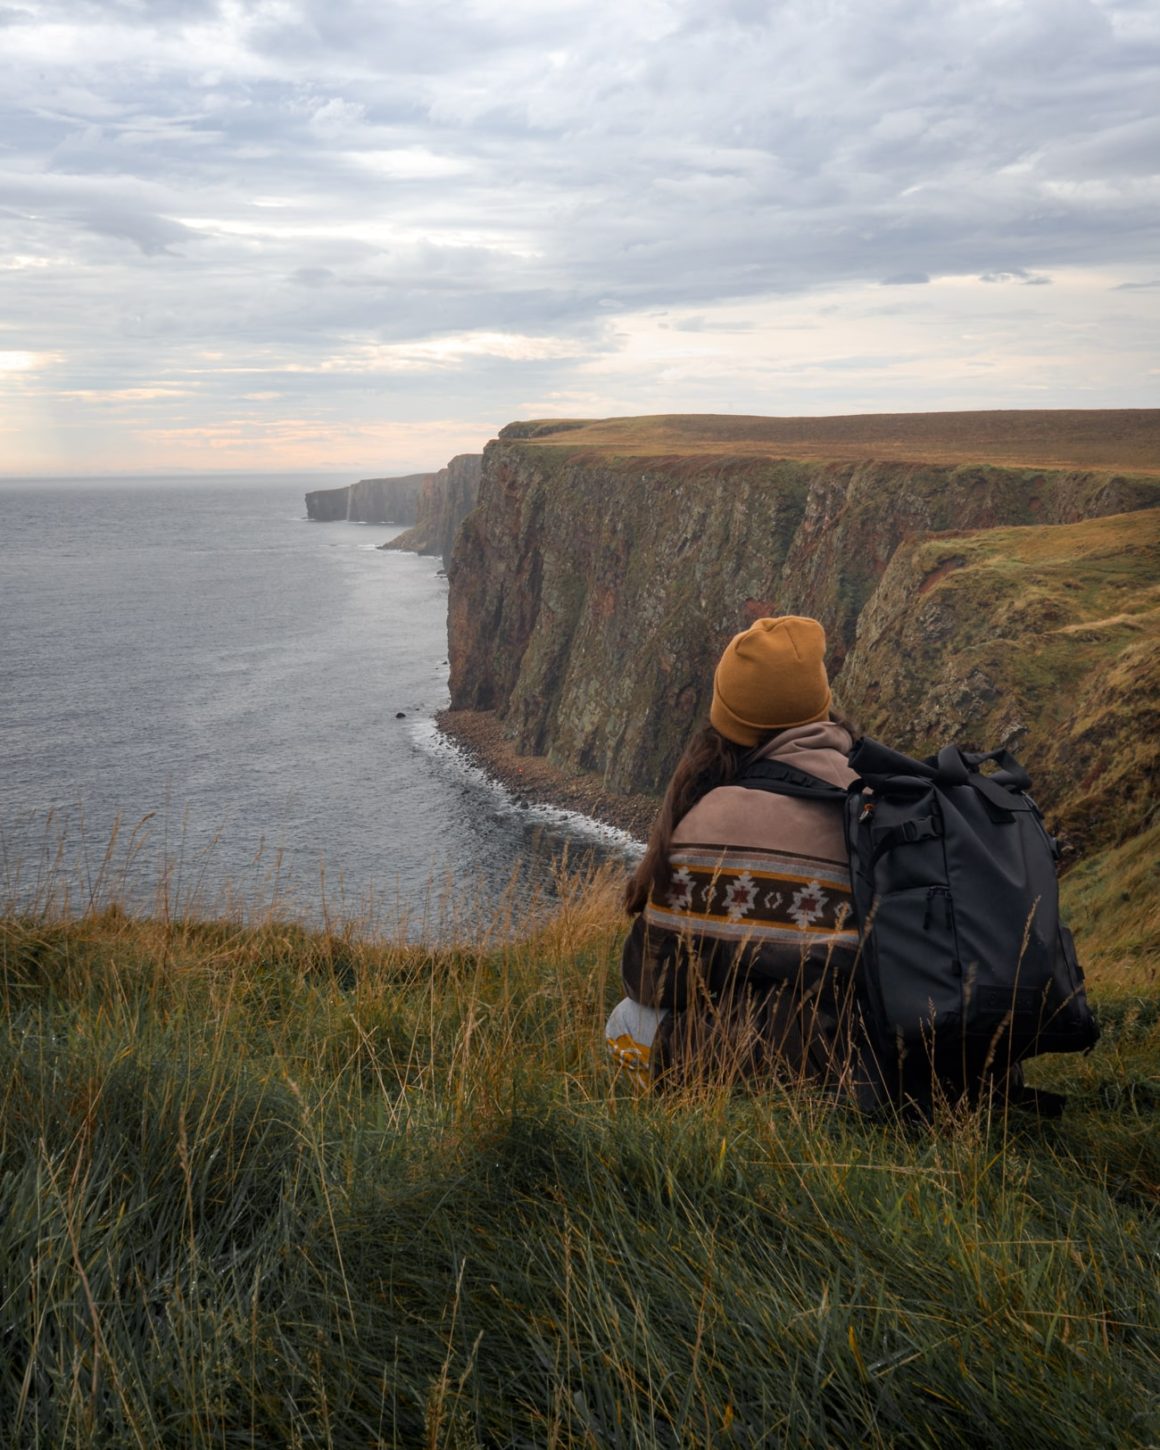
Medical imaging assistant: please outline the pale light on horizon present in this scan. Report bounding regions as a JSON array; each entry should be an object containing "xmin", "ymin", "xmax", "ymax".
[{"xmin": 1, "ymin": 0, "xmax": 1157, "ymax": 477}]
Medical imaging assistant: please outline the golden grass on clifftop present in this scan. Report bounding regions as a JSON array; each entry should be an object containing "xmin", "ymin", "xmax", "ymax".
[
  {"xmin": 0, "ymin": 862, "xmax": 1157, "ymax": 1448},
  {"xmin": 499, "ymin": 410, "xmax": 1160, "ymax": 473},
  {"xmin": 839, "ymin": 507, "xmax": 1159, "ymax": 858}
]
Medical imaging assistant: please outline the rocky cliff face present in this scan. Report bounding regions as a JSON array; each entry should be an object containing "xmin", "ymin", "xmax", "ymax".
[
  {"xmin": 380, "ymin": 454, "xmax": 482, "ymax": 562},
  {"xmin": 838, "ymin": 509, "xmax": 1159, "ymax": 851},
  {"xmin": 305, "ymin": 473, "xmax": 435, "ymax": 524},
  {"xmin": 447, "ymin": 434, "xmax": 1158, "ymax": 817}
]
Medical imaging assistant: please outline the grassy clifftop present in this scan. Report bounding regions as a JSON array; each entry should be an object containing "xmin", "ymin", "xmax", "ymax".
[
  {"xmin": 499, "ymin": 410, "xmax": 1160, "ymax": 473},
  {"xmin": 0, "ymin": 870, "xmax": 1157, "ymax": 1447},
  {"xmin": 449, "ymin": 435, "xmax": 1156, "ymax": 807},
  {"xmin": 838, "ymin": 507, "xmax": 1160, "ymax": 852}
]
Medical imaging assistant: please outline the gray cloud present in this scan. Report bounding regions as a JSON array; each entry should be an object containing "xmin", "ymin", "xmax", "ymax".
[
  {"xmin": 980, "ymin": 269, "xmax": 1053, "ymax": 285},
  {"xmin": 1, "ymin": 0, "xmax": 1157, "ymax": 468},
  {"xmin": 75, "ymin": 205, "xmax": 196, "ymax": 255}
]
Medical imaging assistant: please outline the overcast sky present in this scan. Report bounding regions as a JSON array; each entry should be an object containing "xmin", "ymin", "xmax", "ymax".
[{"xmin": 1, "ymin": 0, "xmax": 1157, "ymax": 475}]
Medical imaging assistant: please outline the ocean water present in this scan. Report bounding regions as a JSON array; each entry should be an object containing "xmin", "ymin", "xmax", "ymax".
[{"xmin": 0, "ymin": 477, "xmax": 639, "ymax": 930}]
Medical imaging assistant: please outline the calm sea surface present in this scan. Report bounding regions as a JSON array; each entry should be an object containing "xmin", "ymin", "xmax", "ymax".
[{"xmin": 0, "ymin": 477, "xmax": 638, "ymax": 930}]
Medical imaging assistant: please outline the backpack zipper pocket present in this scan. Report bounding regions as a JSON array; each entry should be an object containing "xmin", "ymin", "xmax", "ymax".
[
  {"xmin": 866, "ymin": 886, "xmax": 963, "ymax": 1045},
  {"xmin": 922, "ymin": 886, "xmax": 953, "ymax": 933}
]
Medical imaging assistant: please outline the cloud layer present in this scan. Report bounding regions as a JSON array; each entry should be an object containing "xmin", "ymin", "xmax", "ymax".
[{"xmin": 1, "ymin": 0, "xmax": 1157, "ymax": 471}]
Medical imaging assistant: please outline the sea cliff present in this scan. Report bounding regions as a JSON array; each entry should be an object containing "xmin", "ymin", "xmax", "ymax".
[
  {"xmin": 445, "ymin": 412, "xmax": 1159, "ymax": 851},
  {"xmin": 305, "ymin": 472, "xmax": 435, "ymax": 524},
  {"xmin": 379, "ymin": 453, "xmax": 483, "ymax": 563}
]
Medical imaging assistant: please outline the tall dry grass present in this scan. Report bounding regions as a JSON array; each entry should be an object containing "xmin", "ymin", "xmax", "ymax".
[{"xmin": 0, "ymin": 843, "xmax": 1156, "ymax": 1447}]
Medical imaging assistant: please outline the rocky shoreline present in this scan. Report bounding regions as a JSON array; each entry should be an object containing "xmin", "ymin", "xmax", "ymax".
[{"xmin": 435, "ymin": 708, "xmax": 659, "ymax": 842}]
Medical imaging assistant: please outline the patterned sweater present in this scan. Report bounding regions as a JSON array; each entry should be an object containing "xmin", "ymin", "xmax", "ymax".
[{"xmin": 621, "ymin": 722, "xmax": 860, "ymax": 1079}]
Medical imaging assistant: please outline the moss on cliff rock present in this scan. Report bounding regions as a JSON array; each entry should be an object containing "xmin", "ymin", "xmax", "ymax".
[
  {"xmin": 448, "ymin": 434, "xmax": 1158, "ymax": 810},
  {"xmin": 839, "ymin": 508, "xmax": 1159, "ymax": 850}
]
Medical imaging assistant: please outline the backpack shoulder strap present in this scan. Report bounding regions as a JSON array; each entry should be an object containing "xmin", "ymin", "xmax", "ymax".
[{"xmin": 735, "ymin": 759, "xmax": 848, "ymax": 802}]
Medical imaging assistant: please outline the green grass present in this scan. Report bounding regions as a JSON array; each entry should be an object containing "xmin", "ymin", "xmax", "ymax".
[
  {"xmin": 842, "ymin": 509, "xmax": 1160, "ymax": 855},
  {"xmin": 0, "ymin": 869, "xmax": 1157, "ymax": 1448}
]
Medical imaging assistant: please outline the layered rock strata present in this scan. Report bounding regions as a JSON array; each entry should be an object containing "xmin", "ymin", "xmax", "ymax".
[
  {"xmin": 380, "ymin": 454, "xmax": 483, "ymax": 563},
  {"xmin": 305, "ymin": 473, "xmax": 435, "ymax": 524},
  {"xmin": 448, "ymin": 429, "xmax": 1158, "ymax": 825}
]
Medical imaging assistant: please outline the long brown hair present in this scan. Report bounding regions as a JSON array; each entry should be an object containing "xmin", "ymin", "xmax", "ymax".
[
  {"xmin": 625, "ymin": 726, "xmax": 752, "ymax": 914},
  {"xmin": 624, "ymin": 710, "xmax": 862, "ymax": 916}
]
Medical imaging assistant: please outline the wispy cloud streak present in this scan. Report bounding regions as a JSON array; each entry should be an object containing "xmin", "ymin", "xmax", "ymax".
[{"xmin": 1, "ymin": 0, "xmax": 1157, "ymax": 470}]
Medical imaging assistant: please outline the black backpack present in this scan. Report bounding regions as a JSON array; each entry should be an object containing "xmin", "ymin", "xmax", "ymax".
[{"xmin": 738, "ymin": 737, "xmax": 1099, "ymax": 1113}]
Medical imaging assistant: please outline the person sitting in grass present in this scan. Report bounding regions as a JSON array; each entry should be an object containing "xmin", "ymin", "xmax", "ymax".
[{"xmin": 607, "ymin": 615, "xmax": 869, "ymax": 1098}]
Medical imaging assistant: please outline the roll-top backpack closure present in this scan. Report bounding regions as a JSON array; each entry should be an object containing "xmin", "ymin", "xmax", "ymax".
[
  {"xmin": 935, "ymin": 744, "xmax": 1034, "ymax": 818},
  {"xmin": 849, "ymin": 736, "xmax": 937, "ymax": 782}
]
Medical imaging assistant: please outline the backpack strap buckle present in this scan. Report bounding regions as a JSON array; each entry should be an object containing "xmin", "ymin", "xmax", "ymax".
[{"xmin": 870, "ymin": 815, "xmax": 942, "ymax": 855}]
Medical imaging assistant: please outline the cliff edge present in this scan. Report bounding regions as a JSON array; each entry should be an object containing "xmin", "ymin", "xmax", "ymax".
[
  {"xmin": 305, "ymin": 472, "xmax": 435, "ymax": 524},
  {"xmin": 379, "ymin": 454, "xmax": 483, "ymax": 563},
  {"xmin": 446, "ymin": 411, "xmax": 1159, "ymax": 862}
]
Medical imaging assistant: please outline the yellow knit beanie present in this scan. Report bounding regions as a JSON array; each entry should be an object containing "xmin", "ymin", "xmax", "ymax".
[{"xmin": 710, "ymin": 615, "xmax": 832, "ymax": 746}]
